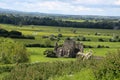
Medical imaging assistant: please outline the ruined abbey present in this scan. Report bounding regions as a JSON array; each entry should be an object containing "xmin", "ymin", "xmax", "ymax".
[{"xmin": 54, "ymin": 39, "xmax": 84, "ymax": 58}]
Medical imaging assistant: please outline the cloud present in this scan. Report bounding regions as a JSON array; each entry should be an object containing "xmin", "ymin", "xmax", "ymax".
[
  {"xmin": 74, "ymin": 0, "xmax": 103, "ymax": 4},
  {"xmin": 114, "ymin": 0, "xmax": 120, "ymax": 5},
  {"xmin": 0, "ymin": 0, "xmax": 120, "ymax": 16},
  {"xmin": 21, "ymin": 1, "xmax": 104, "ymax": 14}
]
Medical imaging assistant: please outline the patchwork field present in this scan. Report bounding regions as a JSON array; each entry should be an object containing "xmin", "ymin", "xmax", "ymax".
[
  {"xmin": 0, "ymin": 23, "xmax": 120, "ymax": 80},
  {"xmin": 0, "ymin": 23, "xmax": 120, "ymax": 62}
]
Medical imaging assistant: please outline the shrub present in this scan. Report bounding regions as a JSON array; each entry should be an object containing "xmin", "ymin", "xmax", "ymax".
[
  {"xmin": 49, "ymin": 37, "xmax": 56, "ymax": 41},
  {"xmin": 109, "ymin": 38, "xmax": 117, "ymax": 42},
  {"xmin": 106, "ymin": 46, "xmax": 110, "ymax": 48},
  {"xmin": 42, "ymin": 35, "xmax": 49, "ymax": 38},
  {"xmin": 76, "ymin": 37, "xmax": 80, "ymax": 41},
  {"xmin": 0, "ymin": 65, "xmax": 14, "ymax": 74},
  {"xmin": 58, "ymin": 34, "xmax": 62, "ymax": 37},
  {"xmin": 0, "ymin": 38, "xmax": 30, "ymax": 64},
  {"xmin": 0, "ymin": 28, "xmax": 8, "ymax": 34},
  {"xmin": 87, "ymin": 39, "xmax": 91, "ymax": 41},
  {"xmin": 95, "ymin": 32, "xmax": 101, "ymax": 36},
  {"xmin": 82, "ymin": 37, "xmax": 86, "ymax": 41},
  {"xmin": 23, "ymin": 35, "xmax": 35, "ymax": 39},
  {"xmin": 93, "ymin": 50, "xmax": 120, "ymax": 80},
  {"xmin": 26, "ymin": 44, "xmax": 42, "ymax": 47},
  {"xmin": 118, "ymin": 39, "xmax": 120, "ymax": 42},
  {"xmin": 9, "ymin": 30, "xmax": 22, "ymax": 36},
  {"xmin": 97, "ymin": 45, "xmax": 110, "ymax": 48},
  {"xmin": 83, "ymin": 45, "xmax": 94, "ymax": 48},
  {"xmin": 43, "ymin": 49, "xmax": 56, "ymax": 58},
  {"xmin": 0, "ymin": 28, "xmax": 9, "ymax": 37},
  {"xmin": 0, "ymin": 29, "xmax": 35, "ymax": 39},
  {"xmin": 3, "ymin": 60, "xmax": 88, "ymax": 80},
  {"xmin": 98, "ymin": 38, "xmax": 104, "ymax": 42},
  {"xmin": 65, "ymin": 37, "xmax": 71, "ymax": 40},
  {"xmin": 97, "ymin": 45, "xmax": 104, "ymax": 48}
]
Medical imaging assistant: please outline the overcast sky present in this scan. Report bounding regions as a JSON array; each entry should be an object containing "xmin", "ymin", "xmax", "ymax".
[{"xmin": 0, "ymin": 0, "xmax": 120, "ymax": 16}]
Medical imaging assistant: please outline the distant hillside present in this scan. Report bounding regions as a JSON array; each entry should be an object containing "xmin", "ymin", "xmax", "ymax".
[{"xmin": 0, "ymin": 8, "xmax": 120, "ymax": 20}]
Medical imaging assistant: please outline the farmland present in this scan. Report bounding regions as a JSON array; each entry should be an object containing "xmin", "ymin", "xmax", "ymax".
[
  {"xmin": 0, "ymin": 23, "xmax": 120, "ymax": 80},
  {"xmin": 0, "ymin": 23, "xmax": 120, "ymax": 61}
]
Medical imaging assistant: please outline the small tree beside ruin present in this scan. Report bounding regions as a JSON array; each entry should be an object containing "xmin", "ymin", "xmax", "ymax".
[{"xmin": 0, "ymin": 38, "xmax": 30, "ymax": 64}]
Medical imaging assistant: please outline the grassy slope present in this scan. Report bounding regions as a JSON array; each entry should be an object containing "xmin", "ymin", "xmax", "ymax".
[{"xmin": 49, "ymin": 69, "xmax": 95, "ymax": 80}]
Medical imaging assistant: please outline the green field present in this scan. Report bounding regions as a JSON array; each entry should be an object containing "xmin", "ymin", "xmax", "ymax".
[
  {"xmin": 0, "ymin": 23, "xmax": 120, "ymax": 80},
  {"xmin": 0, "ymin": 23, "xmax": 120, "ymax": 62}
]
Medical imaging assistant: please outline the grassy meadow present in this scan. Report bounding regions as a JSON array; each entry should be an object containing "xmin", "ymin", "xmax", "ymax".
[
  {"xmin": 0, "ymin": 23, "xmax": 120, "ymax": 80},
  {"xmin": 0, "ymin": 23, "xmax": 120, "ymax": 62}
]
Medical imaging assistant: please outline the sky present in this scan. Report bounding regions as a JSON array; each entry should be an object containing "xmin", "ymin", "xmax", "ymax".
[{"xmin": 0, "ymin": 0, "xmax": 120, "ymax": 16}]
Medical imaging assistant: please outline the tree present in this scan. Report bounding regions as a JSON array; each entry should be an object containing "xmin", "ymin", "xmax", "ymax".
[{"xmin": 0, "ymin": 38, "xmax": 30, "ymax": 64}]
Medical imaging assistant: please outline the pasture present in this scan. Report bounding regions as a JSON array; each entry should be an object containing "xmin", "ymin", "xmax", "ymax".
[
  {"xmin": 0, "ymin": 23, "xmax": 120, "ymax": 62},
  {"xmin": 0, "ymin": 23, "xmax": 120, "ymax": 80}
]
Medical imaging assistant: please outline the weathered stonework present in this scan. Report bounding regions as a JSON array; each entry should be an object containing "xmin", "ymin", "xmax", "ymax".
[{"xmin": 54, "ymin": 39, "xmax": 84, "ymax": 58}]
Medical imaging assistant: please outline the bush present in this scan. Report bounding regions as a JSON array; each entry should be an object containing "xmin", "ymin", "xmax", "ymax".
[
  {"xmin": 95, "ymin": 32, "xmax": 101, "ymax": 36},
  {"xmin": 109, "ymin": 38, "xmax": 117, "ymax": 42},
  {"xmin": 83, "ymin": 45, "xmax": 94, "ymax": 48},
  {"xmin": 0, "ymin": 38, "xmax": 30, "ymax": 64},
  {"xmin": 23, "ymin": 35, "xmax": 35, "ymax": 39},
  {"xmin": 0, "ymin": 28, "xmax": 8, "ymax": 34},
  {"xmin": 0, "ymin": 65, "xmax": 14, "ymax": 73},
  {"xmin": 97, "ymin": 45, "xmax": 104, "ymax": 48},
  {"xmin": 58, "ymin": 34, "xmax": 62, "ymax": 37},
  {"xmin": 0, "ymin": 29, "xmax": 35, "ymax": 39},
  {"xmin": 93, "ymin": 50, "xmax": 120, "ymax": 80},
  {"xmin": 106, "ymin": 46, "xmax": 110, "ymax": 48},
  {"xmin": 119, "ymin": 39, "xmax": 120, "ymax": 42},
  {"xmin": 82, "ymin": 37, "xmax": 86, "ymax": 41},
  {"xmin": 97, "ymin": 45, "xmax": 110, "ymax": 48},
  {"xmin": 42, "ymin": 35, "xmax": 49, "ymax": 38},
  {"xmin": 26, "ymin": 44, "xmax": 42, "ymax": 47},
  {"xmin": 77, "ymin": 37, "xmax": 80, "ymax": 41},
  {"xmin": 65, "ymin": 37, "xmax": 71, "ymax": 40},
  {"xmin": 98, "ymin": 38, "xmax": 104, "ymax": 42},
  {"xmin": 43, "ymin": 49, "xmax": 56, "ymax": 58},
  {"xmin": 0, "ymin": 28, "xmax": 9, "ymax": 37},
  {"xmin": 9, "ymin": 30, "xmax": 22, "ymax": 36},
  {"xmin": 3, "ymin": 60, "xmax": 87, "ymax": 80}
]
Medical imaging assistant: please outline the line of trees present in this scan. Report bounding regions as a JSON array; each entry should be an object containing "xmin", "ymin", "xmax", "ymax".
[
  {"xmin": 0, "ymin": 14, "xmax": 120, "ymax": 29},
  {"xmin": 0, "ymin": 28, "xmax": 35, "ymax": 39}
]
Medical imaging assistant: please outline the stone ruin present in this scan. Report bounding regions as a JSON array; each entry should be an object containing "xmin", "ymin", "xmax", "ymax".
[{"xmin": 54, "ymin": 39, "xmax": 84, "ymax": 58}]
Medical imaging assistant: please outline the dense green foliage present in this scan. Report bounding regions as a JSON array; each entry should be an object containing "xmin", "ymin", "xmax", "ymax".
[
  {"xmin": 0, "ymin": 15, "xmax": 120, "ymax": 29},
  {"xmin": 0, "ymin": 28, "xmax": 35, "ymax": 39},
  {"xmin": 2, "ymin": 60, "xmax": 89, "ymax": 80},
  {"xmin": 0, "ymin": 24, "xmax": 120, "ymax": 80},
  {"xmin": 0, "ymin": 38, "xmax": 30, "ymax": 64},
  {"xmin": 43, "ymin": 49, "xmax": 56, "ymax": 58},
  {"xmin": 0, "ymin": 65, "xmax": 14, "ymax": 74},
  {"xmin": 1, "ymin": 50, "xmax": 120, "ymax": 80},
  {"xmin": 93, "ymin": 50, "xmax": 120, "ymax": 80}
]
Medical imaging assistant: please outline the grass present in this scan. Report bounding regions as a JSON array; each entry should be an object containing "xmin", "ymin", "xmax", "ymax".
[
  {"xmin": 83, "ymin": 42, "xmax": 120, "ymax": 48},
  {"xmin": 49, "ymin": 68, "xmax": 95, "ymax": 80},
  {"xmin": 85, "ymin": 48, "xmax": 118, "ymax": 56},
  {"xmin": 0, "ymin": 23, "xmax": 120, "ymax": 80},
  {"xmin": 0, "ymin": 72, "xmax": 9, "ymax": 80},
  {"xmin": 28, "ymin": 47, "xmax": 118, "ymax": 62},
  {"xmin": 28, "ymin": 48, "xmax": 75, "ymax": 62},
  {"xmin": 0, "ymin": 23, "xmax": 120, "ymax": 62}
]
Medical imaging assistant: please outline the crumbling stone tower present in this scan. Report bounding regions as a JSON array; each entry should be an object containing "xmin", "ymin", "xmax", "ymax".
[{"xmin": 54, "ymin": 39, "xmax": 84, "ymax": 58}]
